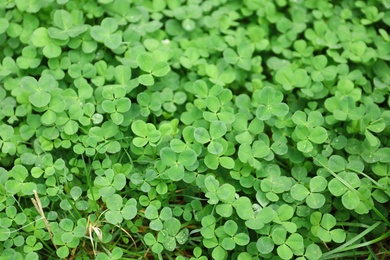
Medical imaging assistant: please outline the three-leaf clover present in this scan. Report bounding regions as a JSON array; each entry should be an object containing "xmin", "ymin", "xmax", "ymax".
[
  {"xmin": 223, "ymin": 42, "xmax": 254, "ymax": 71},
  {"xmin": 275, "ymin": 66, "xmax": 311, "ymax": 91},
  {"xmin": 291, "ymin": 176, "xmax": 327, "ymax": 209},
  {"xmin": 31, "ymin": 27, "xmax": 64, "ymax": 58},
  {"xmin": 310, "ymin": 212, "xmax": 346, "ymax": 243},
  {"xmin": 292, "ymin": 110, "xmax": 328, "ymax": 153},
  {"xmin": 157, "ymin": 218, "xmax": 189, "ymax": 251},
  {"xmin": 136, "ymin": 52, "xmax": 171, "ymax": 86},
  {"xmin": 104, "ymin": 195, "xmax": 137, "ymax": 225},
  {"xmin": 94, "ymin": 169, "xmax": 126, "ymax": 197},
  {"xmin": 219, "ymin": 220, "xmax": 250, "ymax": 251},
  {"xmin": 20, "ymin": 75, "xmax": 58, "ymax": 108},
  {"xmin": 90, "ymin": 17, "xmax": 122, "ymax": 49},
  {"xmin": 131, "ymin": 120, "xmax": 162, "ymax": 147},
  {"xmin": 328, "ymin": 171, "xmax": 361, "ymax": 211},
  {"xmin": 48, "ymin": 10, "xmax": 88, "ymax": 41},
  {"xmin": 160, "ymin": 147, "xmax": 197, "ymax": 181},
  {"xmin": 253, "ymin": 86, "xmax": 289, "ymax": 120}
]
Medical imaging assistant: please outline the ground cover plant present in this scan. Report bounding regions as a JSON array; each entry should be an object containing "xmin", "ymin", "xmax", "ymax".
[{"xmin": 0, "ymin": 0, "xmax": 390, "ymax": 259}]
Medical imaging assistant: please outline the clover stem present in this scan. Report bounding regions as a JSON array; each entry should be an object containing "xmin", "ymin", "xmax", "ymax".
[{"xmin": 82, "ymin": 154, "xmax": 99, "ymax": 211}]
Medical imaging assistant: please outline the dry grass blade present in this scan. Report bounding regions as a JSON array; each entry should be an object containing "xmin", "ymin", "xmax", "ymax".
[{"xmin": 31, "ymin": 189, "xmax": 58, "ymax": 250}]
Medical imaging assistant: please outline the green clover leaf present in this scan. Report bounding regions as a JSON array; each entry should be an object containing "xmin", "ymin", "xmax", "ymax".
[
  {"xmin": 275, "ymin": 66, "xmax": 310, "ymax": 90},
  {"xmin": 136, "ymin": 52, "xmax": 171, "ymax": 86},
  {"xmin": 254, "ymin": 86, "xmax": 289, "ymax": 120},
  {"xmin": 31, "ymin": 27, "xmax": 63, "ymax": 58},
  {"xmin": 90, "ymin": 17, "xmax": 122, "ymax": 49},
  {"xmin": 20, "ymin": 74, "xmax": 58, "ymax": 108}
]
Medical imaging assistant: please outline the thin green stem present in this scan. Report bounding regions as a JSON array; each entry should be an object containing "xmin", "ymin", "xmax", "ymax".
[
  {"xmin": 61, "ymin": 195, "xmax": 83, "ymax": 219},
  {"xmin": 348, "ymin": 167, "xmax": 384, "ymax": 189},
  {"xmin": 363, "ymin": 236, "xmax": 379, "ymax": 260},
  {"xmin": 339, "ymin": 231, "xmax": 390, "ymax": 253},
  {"xmin": 336, "ymin": 222, "xmax": 371, "ymax": 228},
  {"xmin": 321, "ymin": 222, "xmax": 388, "ymax": 259},
  {"xmin": 321, "ymin": 250, "xmax": 371, "ymax": 259},
  {"xmin": 81, "ymin": 154, "xmax": 99, "ymax": 211}
]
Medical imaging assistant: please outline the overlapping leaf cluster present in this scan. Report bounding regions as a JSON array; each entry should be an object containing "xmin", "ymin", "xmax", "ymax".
[{"xmin": 0, "ymin": 0, "xmax": 390, "ymax": 259}]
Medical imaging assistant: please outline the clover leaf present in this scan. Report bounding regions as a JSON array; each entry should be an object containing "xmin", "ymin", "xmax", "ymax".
[
  {"xmin": 2, "ymin": 1, "xmax": 390, "ymax": 259},
  {"xmin": 90, "ymin": 17, "xmax": 122, "ymax": 49},
  {"xmin": 0, "ymin": 124, "xmax": 16, "ymax": 155},
  {"xmin": 130, "ymin": 168, "xmax": 158, "ymax": 193},
  {"xmin": 20, "ymin": 74, "xmax": 58, "ymax": 108},
  {"xmin": 275, "ymin": 66, "xmax": 311, "ymax": 90},
  {"xmin": 309, "ymin": 55, "xmax": 337, "ymax": 82},
  {"xmin": 101, "ymin": 96, "xmax": 131, "ymax": 125},
  {"xmin": 291, "ymin": 176, "xmax": 327, "ymax": 209},
  {"xmin": 238, "ymin": 138, "xmax": 274, "ymax": 170},
  {"xmin": 136, "ymin": 52, "xmax": 171, "ymax": 86},
  {"xmin": 328, "ymin": 171, "xmax": 361, "ymax": 210},
  {"xmin": 0, "ymin": 17, "xmax": 8, "ymax": 34},
  {"xmin": 158, "ymin": 218, "xmax": 189, "ymax": 251},
  {"xmin": 253, "ymin": 86, "xmax": 289, "ymax": 120},
  {"xmin": 194, "ymin": 122, "xmax": 225, "ymax": 151},
  {"xmin": 105, "ymin": 195, "xmax": 137, "ymax": 225},
  {"xmin": 48, "ymin": 10, "xmax": 88, "ymax": 41},
  {"xmin": 205, "ymin": 63, "xmax": 236, "ymax": 86},
  {"xmin": 217, "ymin": 220, "xmax": 250, "ymax": 251},
  {"xmin": 94, "ymin": 169, "xmax": 126, "ymax": 197},
  {"xmin": 311, "ymin": 213, "xmax": 346, "ymax": 244},
  {"xmin": 144, "ymin": 232, "xmax": 164, "ymax": 256},
  {"xmin": 223, "ymin": 42, "xmax": 254, "ymax": 71},
  {"xmin": 31, "ymin": 27, "xmax": 64, "ymax": 58},
  {"xmin": 145, "ymin": 205, "xmax": 173, "ymax": 231},
  {"xmin": 137, "ymin": 92, "xmax": 162, "ymax": 117},
  {"xmin": 131, "ymin": 120, "xmax": 162, "ymax": 147},
  {"xmin": 292, "ymin": 110, "xmax": 328, "ymax": 153},
  {"xmin": 325, "ymin": 96, "xmax": 365, "ymax": 121},
  {"xmin": 160, "ymin": 147, "xmax": 197, "ymax": 181},
  {"xmin": 233, "ymin": 115, "xmax": 264, "ymax": 144}
]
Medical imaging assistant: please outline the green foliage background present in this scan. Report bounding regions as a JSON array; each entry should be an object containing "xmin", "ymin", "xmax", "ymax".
[{"xmin": 0, "ymin": 0, "xmax": 390, "ymax": 259}]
